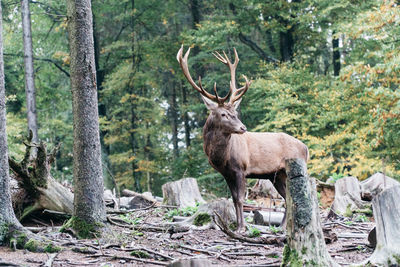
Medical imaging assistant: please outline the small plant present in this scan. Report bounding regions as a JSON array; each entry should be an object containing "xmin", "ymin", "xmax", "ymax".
[
  {"xmin": 119, "ymin": 214, "xmax": 142, "ymax": 225},
  {"xmin": 245, "ymin": 216, "xmax": 253, "ymax": 223},
  {"xmin": 247, "ymin": 226, "xmax": 261, "ymax": 237},
  {"xmin": 164, "ymin": 205, "xmax": 198, "ymax": 220},
  {"xmin": 355, "ymin": 214, "xmax": 368, "ymax": 222},
  {"xmin": 344, "ymin": 220, "xmax": 354, "ymax": 226},
  {"xmin": 269, "ymin": 225, "xmax": 282, "ymax": 234}
]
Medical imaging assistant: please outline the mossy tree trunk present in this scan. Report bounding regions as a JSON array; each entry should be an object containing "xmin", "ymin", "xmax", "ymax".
[
  {"xmin": 0, "ymin": 3, "xmax": 34, "ymax": 248},
  {"xmin": 362, "ymin": 185, "xmax": 400, "ymax": 266},
  {"xmin": 283, "ymin": 158, "xmax": 338, "ymax": 267},
  {"xmin": 67, "ymin": 0, "xmax": 106, "ymax": 236}
]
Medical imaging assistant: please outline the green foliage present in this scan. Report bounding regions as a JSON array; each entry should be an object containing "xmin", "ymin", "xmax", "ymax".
[
  {"xmin": 247, "ymin": 226, "xmax": 261, "ymax": 238},
  {"xmin": 118, "ymin": 213, "xmax": 142, "ymax": 225},
  {"xmin": 164, "ymin": 205, "xmax": 198, "ymax": 220},
  {"xmin": 2, "ymin": 0, "xmax": 399, "ymax": 201}
]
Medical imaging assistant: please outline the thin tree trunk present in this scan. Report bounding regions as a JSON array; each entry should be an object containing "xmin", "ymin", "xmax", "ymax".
[
  {"xmin": 180, "ymin": 81, "xmax": 191, "ymax": 148},
  {"xmin": 332, "ymin": 32, "xmax": 340, "ymax": 76},
  {"xmin": 170, "ymin": 80, "xmax": 179, "ymax": 158},
  {"xmin": 130, "ymin": 0, "xmax": 141, "ymax": 192},
  {"xmin": 21, "ymin": 0, "xmax": 38, "ymax": 151},
  {"xmin": 279, "ymin": 30, "xmax": 294, "ymax": 62},
  {"xmin": 67, "ymin": 0, "xmax": 106, "ymax": 225},
  {"xmin": 0, "ymin": 0, "xmax": 25, "ymax": 243}
]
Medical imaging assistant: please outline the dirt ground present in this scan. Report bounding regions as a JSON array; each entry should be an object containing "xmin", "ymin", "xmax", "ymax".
[{"xmin": 0, "ymin": 205, "xmax": 375, "ymax": 267}]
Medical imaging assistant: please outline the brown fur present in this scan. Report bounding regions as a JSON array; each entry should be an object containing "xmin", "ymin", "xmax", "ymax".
[{"xmin": 203, "ymin": 104, "xmax": 308, "ymax": 231}]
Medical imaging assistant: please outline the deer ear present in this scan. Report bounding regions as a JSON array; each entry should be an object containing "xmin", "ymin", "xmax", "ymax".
[
  {"xmin": 233, "ymin": 98, "xmax": 242, "ymax": 110},
  {"xmin": 201, "ymin": 95, "xmax": 218, "ymax": 110}
]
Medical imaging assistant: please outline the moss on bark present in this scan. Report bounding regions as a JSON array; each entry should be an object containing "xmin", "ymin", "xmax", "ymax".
[{"xmin": 61, "ymin": 216, "xmax": 103, "ymax": 239}]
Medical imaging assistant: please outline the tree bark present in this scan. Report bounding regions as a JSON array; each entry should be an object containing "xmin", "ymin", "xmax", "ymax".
[
  {"xmin": 283, "ymin": 158, "xmax": 338, "ymax": 266},
  {"xmin": 170, "ymin": 79, "xmax": 179, "ymax": 158},
  {"xmin": 67, "ymin": 0, "xmax": 106, "ymax": 224},
  {"xmin": 0, "ymin": 1, "xmax": 26, "ymax": 244},
  {"xmin": 332, "ymin": 32, "xmax": 340, "ymax": 76},
  {"xmin": 21, "ymin": 0, "xmax": 38, "ymax": 153},
  {"xmin": 362, "ymin": 186, "xmax": 400, "ymax": 266},
  {"xmin": 130, "ymin": 0, "xmax": 141, "ymax": 192}
]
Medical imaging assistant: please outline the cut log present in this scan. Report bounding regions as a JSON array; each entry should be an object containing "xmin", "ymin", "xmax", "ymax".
[
  {"xmin": 253, "ymin": 210, "xmax": 284, "ymax": 226},
  {"xmin": 283, "ymin": 158, "xmax": 338, "ymax": 266},
  {"xmin": 121, "ymin": 189, "xmax": 157, "ymax": 209},
  {"xmin": 361, "ymin": 186, "xmax": 400, "ymax": 266},
  {"xmin": 162, "ymin": 178, "xmax": 204, "ymax": 208},
  {"xmin": 361, "ymin": 172, "xmax": 400, "ymax": 201},
  {"xmin": 331, "ymin": 176, "xmax": 368, "ymax": 216}
]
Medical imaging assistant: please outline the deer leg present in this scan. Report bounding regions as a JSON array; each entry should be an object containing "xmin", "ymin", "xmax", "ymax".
[
  {"xmin": 273, "ymin": 170, "xmax": 287, "ymax": 228},
  {"xmin": 226, "ymin": 173, "xmax": 246, "ymax": 232}
]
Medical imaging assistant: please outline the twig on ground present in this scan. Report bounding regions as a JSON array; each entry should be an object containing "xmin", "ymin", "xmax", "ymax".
[
  {"xmin": 87, "ymin": 254, "xmax": 169, "ymax": 266},
  {"xmin": 43, "ymin": 252, "xmax": 60, "ymax": 267}
]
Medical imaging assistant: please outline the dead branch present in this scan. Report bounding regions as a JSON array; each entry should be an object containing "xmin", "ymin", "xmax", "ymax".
[{"xmin": 213, "ymin": 212, "xmax": 285, "ymax": 245}]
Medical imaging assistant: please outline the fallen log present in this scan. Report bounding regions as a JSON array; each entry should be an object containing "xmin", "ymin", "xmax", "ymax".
[
  {"xmin": 8, "ymin": 135, "xmax": 73, "ymax": 220},
  {"xmin": 361, "ymin": 185, "xmax": 400, "ymax": 266},
  {"xmin": 283, "ymin": 158, "xmax": 338, "ymax": 266},
  {"xmin": 253, "ymin": 210, "xmax": 284, "ymax": 226}
]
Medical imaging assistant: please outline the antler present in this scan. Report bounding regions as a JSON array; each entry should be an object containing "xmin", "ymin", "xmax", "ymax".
[
  {"xmin": 177, "ymin": 45, "xmax": 229, "ymax": 105},
  {"xmin": 213, "ymin": 48, "xmax": 251, "ymax": 105}
]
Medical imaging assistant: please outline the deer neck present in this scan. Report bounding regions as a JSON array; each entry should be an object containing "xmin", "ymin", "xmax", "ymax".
[{"xmin": 203, "ymin": 118, "xmax": 232, "ymax": 169}]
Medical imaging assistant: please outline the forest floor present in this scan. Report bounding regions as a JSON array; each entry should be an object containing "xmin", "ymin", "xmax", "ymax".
[{"xmin": 0, "ymin": 206, "xmax": 375, "ymax": 267}]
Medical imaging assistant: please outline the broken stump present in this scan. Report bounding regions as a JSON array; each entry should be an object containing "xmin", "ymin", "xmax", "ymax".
[
  {"xmin": 331, "ymin": 176, "xmax": 367, "ymax": 216},
  {"xmin": 361, "ymin": 172, "xmax": 400, "ymax": 201},
  {"xmin": 283, "ymin": 158, "xmax": 338, "ymax": 267},
  {"xmin": 162, "ymin": 178, "xmax": 204, "ymax": 208},
  {"xmin": 362, "ymin": 185, "xmax": 400, "ymax": 266}
]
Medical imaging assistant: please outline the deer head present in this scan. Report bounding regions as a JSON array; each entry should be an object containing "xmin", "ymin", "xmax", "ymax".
[{"xmin": 176, "ymin": 45, "xmax": 251, "ymax": 134}]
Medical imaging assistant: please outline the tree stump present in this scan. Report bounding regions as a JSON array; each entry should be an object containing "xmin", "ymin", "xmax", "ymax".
[
  {"xmin": 162, "ymin": 178, "xmax": 204, "ymax": 208},
  {"xmin": 361, "ymin": 185, "xmax": 400, "ymax": 266},
  {"xmin": 331, "ymin": 176, "xmax": 368, "ymax": 216},
  {"xmin": 361, "ymin": 172, "xmax": 400, "ymax": 201},
  {"xmin": 283, "ymin": 158, "xmax": 338, "ymax": 266}
]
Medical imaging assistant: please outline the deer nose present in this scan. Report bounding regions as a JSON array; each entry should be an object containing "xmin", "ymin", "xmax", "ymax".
[{"xmin": 240, "ymin": 126, "xmax": 247, "ymax": 132}]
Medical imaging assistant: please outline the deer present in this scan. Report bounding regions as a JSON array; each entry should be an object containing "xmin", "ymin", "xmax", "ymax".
[{"xmin": 176, "ymin": 45, "xmax": 309, "ymax": 232}]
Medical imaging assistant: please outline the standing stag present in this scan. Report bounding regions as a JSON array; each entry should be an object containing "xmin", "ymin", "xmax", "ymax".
[{"xmin": 176, "ymin": 45, "xmax": 309, "ymax": 231}]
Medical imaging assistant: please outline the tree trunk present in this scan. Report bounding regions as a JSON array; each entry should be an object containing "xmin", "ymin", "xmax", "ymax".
[
  {"xmin": 21, "ymin": 0, "xmax": 38, "ymax": 154},
  {"xmin": 332, "ymin": 33, "xmax": 340, "ymax": 76},
  {"xmin": 67, "ymin": 0, "xmax": 106, "ymax": 226},
  {"xmin": 279, "ymin": 30, "xmax": 294, "ymax": 62},
  {"xmin": 0, "ymin": 1, "xmax": 26, "ymax": 243},
  {"xmin": 169, "ymin": 79, "xmax": 179, "ymax": 158},
  {"xmin": 283, "ymin": 158, "xmax": 338, "ymax": 266},
  {"xmin": 362, "ymin": 186, "xmax": 400, "ymax": 266},
  {"xmin": 129, "ymin": 0, "xmax": 141, "ymax": 193}
]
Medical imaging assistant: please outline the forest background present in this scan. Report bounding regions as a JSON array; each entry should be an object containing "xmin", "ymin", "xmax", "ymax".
[{"xmin": 2, "ymin": 0, "xmax": 399, "ymax": 198}]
